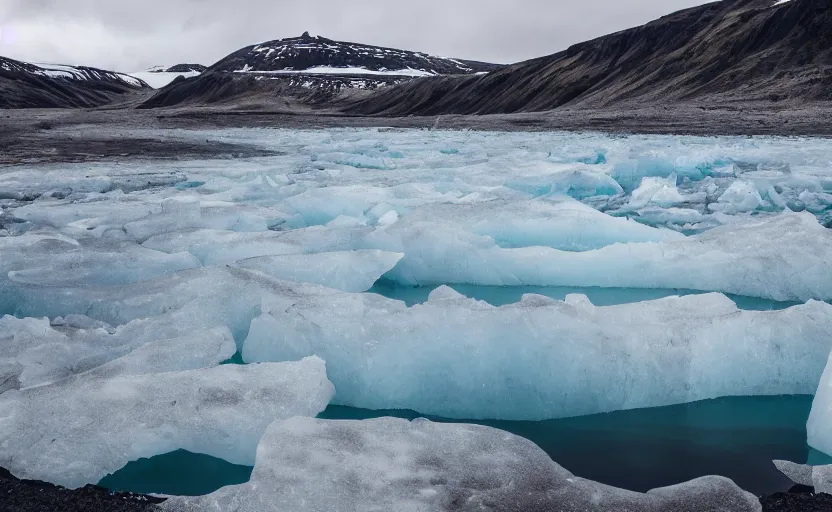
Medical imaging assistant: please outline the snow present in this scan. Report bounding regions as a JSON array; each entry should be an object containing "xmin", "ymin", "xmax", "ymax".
[
  {"xmin": 235, "ymin": 65, "xmax": 435, "ymax": 77},
  {"xmin": 0, "ymin": 357, "xmax": 333, "ymax": 488},
  {"xmin": 126, "ymin": 70, "xmax": 200, "ymax": 89},
  {"xmin": 159, "ymin": 417, "xmax": 760, "ymax": 512},
  {"xmin": 21, "ymin": 61, "xmax": 146, "ymax": 87}
]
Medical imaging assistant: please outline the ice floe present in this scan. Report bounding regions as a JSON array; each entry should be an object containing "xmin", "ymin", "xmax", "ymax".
[
  {"xmin": 159, "ymin": 417, "xmax": 761, "ymax": 512},
  {"xmin": 0, "ymin": 357, "xmax": 333, "ymax": 488}
]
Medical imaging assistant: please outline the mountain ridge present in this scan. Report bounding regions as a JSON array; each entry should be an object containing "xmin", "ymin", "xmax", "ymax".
[
  {"xmin": 207, "ymin": 32, "xmax": 501, "ymax": 75},
  {"xmin": 0, "ymin": 56, "xmax": 150, "ymax": 108}
]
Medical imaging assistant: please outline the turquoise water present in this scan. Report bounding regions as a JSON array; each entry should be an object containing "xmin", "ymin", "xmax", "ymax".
[
  {"xmin": 99, "ymin": 450, "xmax": 252, "ymax": 496},
  {"xmin": 368, "ymin": 280, "xmax": 800, "ymax": 310},
  {"xmin": 100, "ymin": 395, "xmax": 825, "ymax": 497}
]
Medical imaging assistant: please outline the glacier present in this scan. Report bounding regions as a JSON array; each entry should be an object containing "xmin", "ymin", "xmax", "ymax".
[
  {"xmin": 3, "ymin": 127, "xmax": 832, "ymax": 500},
  {"xmin": 159, "ymin": 417, "xmax": 761, "ymax": 512}
]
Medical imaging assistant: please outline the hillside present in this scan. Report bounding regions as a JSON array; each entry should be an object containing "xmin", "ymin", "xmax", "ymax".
[{"xmin": 344, "ymin": 0, "xmax": 832, "ymax": 116}]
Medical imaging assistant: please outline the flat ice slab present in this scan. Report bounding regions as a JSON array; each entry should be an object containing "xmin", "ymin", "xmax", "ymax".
[
  {"xmin": 245, "ymin": 287, "xmax": 832, "ymax": 420},
  {"xmin": 235, "ymin": 250, "xmax": 403, "ymax": 292},
  {"xmin": 160, "ymin": 417, "xmax": 761, "ymax": 512},
  {"xmin": 0, "ymin": 314, "xmax": 235, "ymax": 388},
  {"xmin": 371, "ymin": 211, "xmax": 832, "ymax": 301},
  {"xmin": 0, "ymin": 357, "xmax": 334, "ymax": 488}
]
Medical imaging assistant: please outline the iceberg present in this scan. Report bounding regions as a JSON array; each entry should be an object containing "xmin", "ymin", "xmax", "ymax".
[
  {"xmin": 808, "ymin": 349, "xmax": 832, "ymax": 458},
  {"xmin": 369, "ymin": 212, "xmax": 832, "ymax": 301},
  {"xmin": 774, "ymin": 460, "xmax": 832, "ymax": 495},
  {"xmin": 400, "ymin": 197, "xmax": 684, "ymax": 251},
  {"xmin": 626, "ymin": 175, "xmax": 687, "ymax": 210},
  {"xmin": 710, "ymin": 181, "xmax": 768, "ymax": 214},
  {"xmin": 0, "ymin": 231, "xmax": 199, "ymax": 289},
  {"xmin": 235, "ymin": 250, "xmax": 403, "ymax": 292},
  {"xmin": 244, "ymin": 288, "xmax": 832, "ymax": 420},
  {"xmin": 159, "ymin": 417, "xmax": 760, "ymax": 512},
  {"xmin": 0, "ymin": 357, "xmax": 334, "ymax": 488},
  {"xmin": 0, "ymin": 314, "xmax": 233, "ymax": 388},
  {"xmin": 142, "ymin": 226, "xmax": 365, "ymax": 265}
]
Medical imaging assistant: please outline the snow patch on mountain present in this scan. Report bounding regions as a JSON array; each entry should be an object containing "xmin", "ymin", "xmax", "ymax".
[
  {"xmin": 211, "ymin": 33, "xmax": 499, "ymax": 77},
  {"xmin": 235, "ymin": 66, "xmax": 435, "ymax": 77},
  {"xmin": 127, "ymin": 71, "xmax": 201, "ymax": 89}
]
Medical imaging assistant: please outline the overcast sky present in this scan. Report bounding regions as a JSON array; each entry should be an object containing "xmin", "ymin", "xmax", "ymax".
[{"xmin": 0, "ymin": 0, "xmax": 712, "ymax": 72}]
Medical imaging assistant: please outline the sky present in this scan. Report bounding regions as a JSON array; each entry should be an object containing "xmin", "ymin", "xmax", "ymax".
[{"xmin": 0, "ymin": 0, "xmax": 713, "ymax": 72}]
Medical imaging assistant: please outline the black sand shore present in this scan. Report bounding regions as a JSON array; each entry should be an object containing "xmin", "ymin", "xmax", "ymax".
[
  {"xmin": 3, "ymin": 465, "xmax": 832, "ymax": 512},
  {"xmin": 0, "ymin": 468, "xmax": 164, "ymax": 512}
]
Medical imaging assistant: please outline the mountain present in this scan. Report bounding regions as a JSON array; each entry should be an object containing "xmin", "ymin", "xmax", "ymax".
[
  {"xmin": 0, "ymin": 57, "xmax": 149, "ymax": 109},
  {"xmin": 139, "ymin": 33, "xmax": 500, "ymax": 108},
  {"xmin": 345, "ymin": 0, "xmax": 832, "ymax": 116},
  {"xmin": 210, "ymin": 32, "xmax": 500, "ymax": 75}
]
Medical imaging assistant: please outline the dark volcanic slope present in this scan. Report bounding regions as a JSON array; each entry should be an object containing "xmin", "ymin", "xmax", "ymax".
[
  {"xmin": 345, "ymin": 0, "xmax": 832, "ymax": 116},
  {"xmin": 209, "ymin": 32, "xmax": 500, "ymax": 75},
  {"xmin": 0, "ymin": 57, "xmax": 150, "ymax": 108}
]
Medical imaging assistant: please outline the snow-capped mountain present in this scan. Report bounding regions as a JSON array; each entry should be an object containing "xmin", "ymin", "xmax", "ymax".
[
  {"xmin": 140, "ymin": 33, "xmax": 500, "ymax": 108},
  {"xmin": 0, "ymin": 56, "xmax": 149, "ymax": 108},
  {"xmin": 1, "ymin": 57, "xmax": 147, "ymax": 87},
  {"xmin": 209, "ymin": 32, "xmax": 500, "ymax": 76}
]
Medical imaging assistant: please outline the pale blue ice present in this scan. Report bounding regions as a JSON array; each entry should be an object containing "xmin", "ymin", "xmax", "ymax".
[{"xmin": 3, "ymin": 127, "xmax": 832, "ymax": 483}]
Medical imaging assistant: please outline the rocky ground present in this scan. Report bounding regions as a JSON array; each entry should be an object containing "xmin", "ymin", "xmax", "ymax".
[
  {"xmin": 2, "ymin": 465, "xmax": 830, "ymax": 512},
  {"xmin": 0, "ymin": 468, "xmax": 164, "ymax": 512},
  {"xmin": 2, "ymin": 103, "xmax": 832, "ymax": 166},
  {"xmin": 760, "ymin": 487, "xmax": 832, "ymax": 512}
]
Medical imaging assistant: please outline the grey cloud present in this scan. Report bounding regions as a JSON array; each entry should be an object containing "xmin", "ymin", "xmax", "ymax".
[{"xmin": 0, "ymin": 0, "xmax": 711, "ymax": 71}]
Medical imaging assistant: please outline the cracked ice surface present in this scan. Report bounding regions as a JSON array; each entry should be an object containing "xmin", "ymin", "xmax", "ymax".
[{"xmin": 3, "ymin": 129, "xmax": 832, "ymax": 300}]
